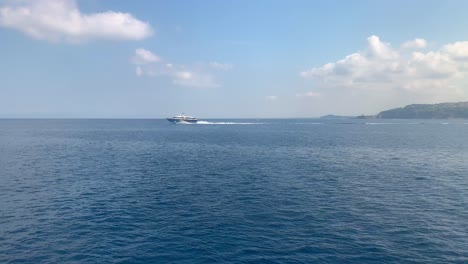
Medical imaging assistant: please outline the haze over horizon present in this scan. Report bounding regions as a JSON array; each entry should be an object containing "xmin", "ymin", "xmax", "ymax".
[{"xmin": 2, "ymin": 0, "xmax": 468, "ymax": 118}]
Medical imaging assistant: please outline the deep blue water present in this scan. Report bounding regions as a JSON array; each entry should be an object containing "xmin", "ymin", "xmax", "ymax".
[{"xmin": 1, "ymin": 119, "xmax": 467, "ymax": 263}]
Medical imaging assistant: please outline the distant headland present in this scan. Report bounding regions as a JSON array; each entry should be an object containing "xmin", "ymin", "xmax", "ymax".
[
  {"xmin": 321, "ymin": 102, "xmax": 468, "ymax": 119},
  {"xmin": 319, "ymin": 114, "xmax": 356, "ymax": 119}
]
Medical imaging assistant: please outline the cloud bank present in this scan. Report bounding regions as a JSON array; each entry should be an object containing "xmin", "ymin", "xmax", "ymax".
[
  {"xmin": 0, "ymin": 0, "xmax": 153, "ymax": 42},
  {"xmin": 301, "ymin": 35, "xmax": 468, "ymax": 102},
  {"xmin": 131, "ymin": 48, "xmax": 232, "ymax": 88}
]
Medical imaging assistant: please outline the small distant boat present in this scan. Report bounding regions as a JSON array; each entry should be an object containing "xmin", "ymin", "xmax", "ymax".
[{"xmin": 167, "ymin": 114, "xmax": 198, "ymax": 124}]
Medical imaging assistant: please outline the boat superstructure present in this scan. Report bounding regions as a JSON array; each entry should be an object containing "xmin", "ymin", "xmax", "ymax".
[{"xmin": 167, "ymin": 114, "xmax": 198, "ymax": 124}]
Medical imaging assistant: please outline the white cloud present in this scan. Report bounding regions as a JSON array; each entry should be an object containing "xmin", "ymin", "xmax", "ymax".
[
  {"xmin": 296, "ymin": 92, "xmax": 321, "ymax": 98},
  {"xmin": 132, "ymin": 49, "xmax": 230, "ymax": 88},
  {"xmin": 209, "ymin": 62, "xmax": 233, "ymax": 70},
  {"xmin": 402, "ymin": 38, "xmax": 427, "ymax": 49},
  {"xmin": 301, "ymin": 35, "xmax": 468, "ymax": 102},
  {"xmin": 266, "ymin": 95, "xmax": 278, "ymax": 100},
  {"xmin": 0, "ymin": 0, "xmax": 153, "ymax": 42},
  {"xmin": 172, "ymin": 71, "xmax": 219, "ymax": 88},
  {"xmin": 443, "ymin": 41, "xmax": 468, "ymax": 60},
  {"xmin": 367, "ymin": 35, "xmax": 397, "ymax": 59},
  {"xmin": 132, "ymin": 48, "xmax": 160, "ymax": 64}
]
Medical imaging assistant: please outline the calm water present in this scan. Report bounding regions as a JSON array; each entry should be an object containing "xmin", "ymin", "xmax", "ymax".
[{"xmin": 1, "ymin": 119, "xmax": 467, "ymax": 263}]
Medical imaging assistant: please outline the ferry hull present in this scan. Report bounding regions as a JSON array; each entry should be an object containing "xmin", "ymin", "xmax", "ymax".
[{"xmin": 167, "ymin": 118, "xmax": 197, "ymax": 124}]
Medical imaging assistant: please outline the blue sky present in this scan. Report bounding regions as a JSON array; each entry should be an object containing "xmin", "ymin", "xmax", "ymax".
[{"xmin": 2, "ymin": 0, "xmax": 468, "ymax": 118}]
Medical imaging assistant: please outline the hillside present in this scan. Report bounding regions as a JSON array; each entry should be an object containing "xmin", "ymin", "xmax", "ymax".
[
  {"xmin": 376, "ymin": 102, "xmax": 468, "ymax": 119},
  {"xmin": 320, "ymin": 115, "xmax": 355, "ymax": 119}
]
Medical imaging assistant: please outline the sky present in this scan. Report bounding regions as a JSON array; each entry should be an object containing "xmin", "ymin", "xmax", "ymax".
[{"xmin": 2, "ymin": 0, "xmax": 468, "ymax": 118}]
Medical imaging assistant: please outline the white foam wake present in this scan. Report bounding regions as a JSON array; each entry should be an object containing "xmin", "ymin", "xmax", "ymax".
[
  {"xmin": 196, "ymin": 121, "xmax": 263, "ymax": 125},
  {"xmin": 365, "ymin": 122, "xmax": 420, "ymax": 125},
  {"xmin": 365, "ymin": 122, "xmax": 396, "ymax": 125},
  {"xmin": 292, "ymin": 122, "xmax": 323, "ymax": 125}
]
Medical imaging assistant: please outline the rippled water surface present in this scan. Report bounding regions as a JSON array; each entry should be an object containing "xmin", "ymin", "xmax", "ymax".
[{"xmin": 1, "ymin": 119, "xmax": 467, "ymax": 263}]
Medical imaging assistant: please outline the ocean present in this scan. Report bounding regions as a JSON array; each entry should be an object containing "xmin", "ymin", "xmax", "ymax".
[{"xmin": 0, "ymin": 119, "xmax": 467, "ymax": 263}]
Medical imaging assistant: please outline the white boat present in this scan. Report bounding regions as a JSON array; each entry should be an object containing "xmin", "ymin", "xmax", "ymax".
[{"xmin": 166, "ymin": 114, "xmax": 198, "ymax": 124}]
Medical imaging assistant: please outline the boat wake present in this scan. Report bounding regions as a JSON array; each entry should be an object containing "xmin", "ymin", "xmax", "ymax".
[
  {"xmin": 365, "ymin": 122, "xmax": 420, "ymax": 125},
  {"xmin": 292, "ymin": 122, "xmax": 323, "ymax": 125},
  {"xmin": 195, "ymin": 121, "xmax": 263, "ymax": 125}
]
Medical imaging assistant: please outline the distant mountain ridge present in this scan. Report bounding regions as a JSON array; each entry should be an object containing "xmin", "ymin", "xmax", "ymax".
[{"xmin": 376, "ymin": 102, "xmax": 468, "ymax": 119}]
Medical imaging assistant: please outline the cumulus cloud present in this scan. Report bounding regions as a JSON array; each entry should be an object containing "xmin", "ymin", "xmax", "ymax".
[
  {"xmin": 0, "ymin": 0, "xmax": 153, "ymax": 42},
  {"xmin": 300, "ymin": 35, "xmax": 468, "ymax": 101},
  {"xmin": 131, "ymin": 49, "xmax": 231, "ymax": 88},
  {"xmin": 367, "ymin": 35, "xmax": 398, "ymax": 59},
  {"xmin": 266, "ymin": 95, "xmax": 278, "ymax": 100},
  {"xmin": 402, "ymin": 38, "xmax": 427, "ymax": 49},
  {"xmin": 443, "ymin": 41, "xmax": 468, "ymax": 60}
]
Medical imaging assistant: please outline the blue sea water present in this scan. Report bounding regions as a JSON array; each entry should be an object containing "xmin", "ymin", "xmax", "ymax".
[{"xmin": 0, "ymin": 119, "xmax": 467, "ymax": 263}]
